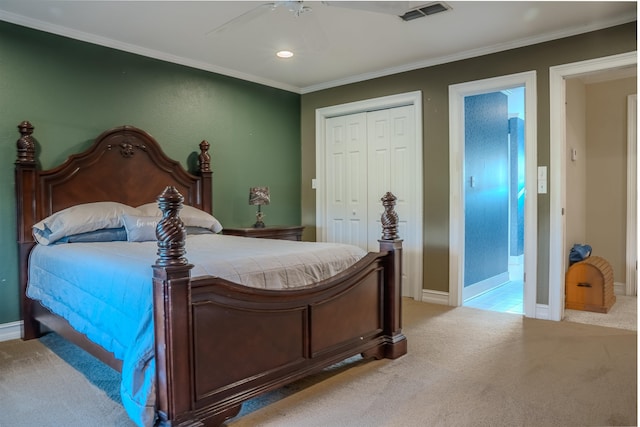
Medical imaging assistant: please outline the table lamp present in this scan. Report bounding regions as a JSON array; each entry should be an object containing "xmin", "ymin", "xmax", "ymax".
[{"xmin": 249, "ymin": 186, "xmax": 270, "ymax": 228}]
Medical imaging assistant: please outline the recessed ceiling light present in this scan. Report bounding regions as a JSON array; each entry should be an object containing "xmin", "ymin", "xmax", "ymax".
[{"xmin": 277, "ymin": 50, "xmax": 294, "ymax": 59}]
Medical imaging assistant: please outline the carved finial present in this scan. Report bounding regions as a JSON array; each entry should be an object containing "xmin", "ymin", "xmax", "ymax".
[
  {"xmin": 198, "ymin": 140, "xmax": 211, "ymax": 172},
  {"xmin": 16, "ymin": 121, "xmax": 36, "ymax": 164},
  {"xmin": 155, "ymin": 186, "xmax": 188, "ymax": 267},
  {"xmin": 380, "ymin": 192, "xmax": 399, "ymax": 241}
]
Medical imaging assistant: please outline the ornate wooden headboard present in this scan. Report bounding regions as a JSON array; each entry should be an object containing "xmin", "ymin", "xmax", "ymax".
[
  {"xmin": 15, "ymin": 121, "xmax": 213, "ymax": 245},
  {"xmin": 14, "ymin": 121, "xmax": 213, "ymax": 341}
]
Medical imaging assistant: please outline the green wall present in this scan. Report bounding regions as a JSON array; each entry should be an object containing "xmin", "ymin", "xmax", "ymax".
[
  {"xmin": 300, "ymin": 22, "xmax": 637, "ymax": 304},
  {"xmin": 0, "ymin": 22, "xmax": 301, "ymax": 324}
]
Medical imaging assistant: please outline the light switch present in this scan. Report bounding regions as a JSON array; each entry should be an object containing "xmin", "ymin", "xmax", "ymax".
[
  {"xmin": 537, "ymin": 166, "xmax": 548, "ymax": 194},
  {"xmin": 537, "ymin": 166, "xmax": 547, "ymax": 180},
  {"xmin": 311, "ymin": 178, "xmax": 317, "ymax": 189}
]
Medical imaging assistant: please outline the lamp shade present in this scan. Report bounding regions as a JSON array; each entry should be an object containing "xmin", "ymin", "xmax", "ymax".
[{"xmin": 249, "ymin": 187, "xmax": 270, "ymax": 206}]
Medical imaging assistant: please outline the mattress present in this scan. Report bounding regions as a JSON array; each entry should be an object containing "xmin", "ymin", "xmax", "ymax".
[{"xmin": 27, "ymin": 234, "xmax": 366, "ymax": 426}]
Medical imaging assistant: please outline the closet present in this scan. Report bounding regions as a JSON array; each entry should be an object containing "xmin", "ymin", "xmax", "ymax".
[{"xmin": 323, "ymin": 105, "xmax": 418, "ymax": 296}]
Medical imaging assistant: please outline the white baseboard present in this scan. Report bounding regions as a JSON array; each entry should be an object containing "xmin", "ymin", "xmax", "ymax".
[
  {"xmin": 421, "ymin": 289, "xmax": 450, "ymax": 305},
  {"xmin": 614, "ymin": 281, "xmax": 625, "ymax": 296},
  {"xmin": 420, "ymin": 288, "xmax": 554, "ymax": 321},
  {"xmin": 463, "ymin": 272, "xmax": 510, "ymax": 301},
  {"xmin": 534, "ymin": 304, "xmax": 550, "ymax": 320},
  {"xmin": 0, "ymin": 321, "xmax": 22, "ymax": 342}
]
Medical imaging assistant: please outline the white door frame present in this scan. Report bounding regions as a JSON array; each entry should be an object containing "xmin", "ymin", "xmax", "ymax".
[
  {"xmin": 315, "ymin": 91, "xmax": 423, "ymax": 301},
  {"xmin": 449, "ymin": 71, "xmax": 538, "ymax": 318},
  {"xmin": 549, "ymin": 51, "xmax": 637, "ymax": 321},
  {"xmin": 626, "ymin": 94, "xmax": 637, "ymax": 297}
]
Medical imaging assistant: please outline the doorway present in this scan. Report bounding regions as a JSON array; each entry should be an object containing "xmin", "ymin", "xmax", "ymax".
[
  {"xmin": 449, "ymin": 71, "xmax": 538, "ymax": 318},
  {"xmin": 461, "ymin": 89, "xmax": 525, "ymax": 313},
  {"xmin": 315, "ymin": 91, "xmax": 423, "ymax": 300},
  {"xmin": 549, "ymin": 52, "xmax": 637, "ymax": 321}
]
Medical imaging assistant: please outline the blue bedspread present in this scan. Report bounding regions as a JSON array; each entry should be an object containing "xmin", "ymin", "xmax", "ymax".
[
  {"xmin": 27, "ymin": 235, "xmax": 366, "ymax": 426},
  {"xmin": 28, "ymin": 241, "xmax": 158, "ymax": 426}
]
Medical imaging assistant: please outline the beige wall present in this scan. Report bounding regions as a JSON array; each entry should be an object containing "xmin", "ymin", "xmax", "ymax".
[
  {"xmin": 565, "ymin": 79, "xmax": 588, "ymax": 256},
  {"xmin": 300, "ymin": 23, "xmax": 636, "ymax": 304},
  {"xmin": 585, "ymin": 76, "xmax": 637, "ymax": 283}
]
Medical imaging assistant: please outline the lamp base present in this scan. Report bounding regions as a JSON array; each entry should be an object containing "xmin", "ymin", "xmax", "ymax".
[{"xmin": 253, "ymin": 209, "xmax": 265, "ymax": 228}]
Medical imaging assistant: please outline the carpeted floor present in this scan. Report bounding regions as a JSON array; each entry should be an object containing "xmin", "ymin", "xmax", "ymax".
[
  {"xmin": 564, "ymin": 294, "xmax": 637, "ymax": 331},
  {"xmin": 0, "ymin": 332, "xmax": 133, "ymax": 426},
  {"xmin": 0, "ymin": 299, "xmax": 636, "ymax": 427},
  {"xmin": 227, "ymin": 300, "xmax": 637, "ymax": 427}
]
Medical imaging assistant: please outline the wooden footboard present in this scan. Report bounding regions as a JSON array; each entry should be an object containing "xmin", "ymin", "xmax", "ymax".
[{"xmin": 152, "ymin": 188, "xmax": 406, "ymax": 426}]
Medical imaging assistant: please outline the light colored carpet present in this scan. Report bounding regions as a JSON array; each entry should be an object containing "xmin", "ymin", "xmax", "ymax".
[
  {"xmin": 227, "ymin": 299, "xmax": 637, "ymax": 426},
  {"xmin": 0, "ymin": 299, "xmax": 636, "ymax": 427},
  {"xmin": 564, "ymin": 295, "xmax": 637, "ymax": 331},
  {"xmin": 0, "ymin": 333, "xmax": 133, "ymax": 426}
]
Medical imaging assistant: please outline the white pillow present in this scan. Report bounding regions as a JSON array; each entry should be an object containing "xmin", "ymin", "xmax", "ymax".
[
  {"xmin": 33, "ymin": 202, "xmax": 140, "ymax": 245},
  {"xmin": 136, "ymin": 203, "xmax": 223, "ymax": 233}
]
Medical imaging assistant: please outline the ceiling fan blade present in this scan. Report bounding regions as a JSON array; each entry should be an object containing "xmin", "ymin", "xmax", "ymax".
[
  {"xmin": 322, "ymin": 1, "xmax": 413, "ymax": 16},
  {"xmin": 206, "ymin": 2, "xmax": 276, "ymax": 36}
]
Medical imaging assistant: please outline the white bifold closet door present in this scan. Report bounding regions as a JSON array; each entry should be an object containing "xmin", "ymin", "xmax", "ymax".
[{"xmin": 324, "ymin": 105, "xmax": 417, "ymax": 296}]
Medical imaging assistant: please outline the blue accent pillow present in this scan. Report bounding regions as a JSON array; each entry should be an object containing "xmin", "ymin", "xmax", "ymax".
[
  {"xmin": 56, "ymin": 227, "xmax": 128, "ymax": 243},
  {"xmin": 186, "ymin": 226, "xmax": 214, "ymax": 235}
]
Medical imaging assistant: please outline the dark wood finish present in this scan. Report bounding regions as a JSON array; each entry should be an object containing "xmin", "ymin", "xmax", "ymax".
[
  {"xmin": 15, "ymin": 122, "xmax": 406, "ymax": 427},
  {"xmin": 222, "ymin": 225, "xmax": 304, "ymax": 241},
  {"xmin": 33, "ymin": 304, "xmax": 123, "ymax": 372}
]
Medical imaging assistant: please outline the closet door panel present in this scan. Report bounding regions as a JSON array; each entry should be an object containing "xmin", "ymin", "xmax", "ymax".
[{"xmin": 325, "ymin": 113, "xmax": 368, "ymax": 249}]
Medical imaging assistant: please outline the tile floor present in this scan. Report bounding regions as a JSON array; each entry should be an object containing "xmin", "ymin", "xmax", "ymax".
[{"xmin": 463, "ymin": 279, "xmax": 524, "ymax": 314}]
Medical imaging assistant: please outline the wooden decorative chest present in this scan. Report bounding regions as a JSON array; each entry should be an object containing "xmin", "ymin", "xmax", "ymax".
[{"xmin": 565, "ymin": 256, "xmax": 616, "ymax": 313}]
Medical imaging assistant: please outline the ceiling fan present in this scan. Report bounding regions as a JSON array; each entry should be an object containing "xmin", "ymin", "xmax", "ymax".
[
  {"xmin": 206, "ymin": 1, "xmax": 418, "ymax": 36},
  {"xmin": 207, "ymin": 1, "xmax": 313, "ymax": 36}
]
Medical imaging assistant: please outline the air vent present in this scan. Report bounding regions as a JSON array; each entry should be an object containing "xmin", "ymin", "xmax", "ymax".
[{"xmin": 400, "ymin": 2, "xmax": 451, "ymax": 21}]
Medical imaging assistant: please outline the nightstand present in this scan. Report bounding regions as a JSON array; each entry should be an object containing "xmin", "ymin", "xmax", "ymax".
[{"xmin": 222, "ymin": 225, "xmax": 304, "ymax": 241}]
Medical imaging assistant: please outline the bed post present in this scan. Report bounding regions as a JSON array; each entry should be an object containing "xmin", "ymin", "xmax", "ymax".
[
  {"xmin": 378, "ymin": 192, "xmax": 407, "ymax": 359},
  {"xmin": 198, "ymin": 140, "xmax": 213, "ymax": 214},
  {"xmin": 152, "ymin": 186, "xmax": 195, "ymax": 425},
  {"xmin": 15, "ymin": 121, "xmax": 40, "ymax": 340}
]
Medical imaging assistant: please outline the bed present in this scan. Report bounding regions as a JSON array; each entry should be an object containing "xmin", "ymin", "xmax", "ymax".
[{"xmin": 14, "ymin": 121, "xmax": 407, "ymax": 426}]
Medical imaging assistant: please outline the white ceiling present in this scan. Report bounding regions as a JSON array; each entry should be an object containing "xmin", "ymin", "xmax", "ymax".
[{"xmin": 0, "ymin": 1, "xmax": 636, "ymax": 93}]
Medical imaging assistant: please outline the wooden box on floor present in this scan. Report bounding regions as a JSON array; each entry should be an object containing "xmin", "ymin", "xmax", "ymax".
[{"xmin": 565, "ymin": 256, "xmax": 616, "ymax": 313}]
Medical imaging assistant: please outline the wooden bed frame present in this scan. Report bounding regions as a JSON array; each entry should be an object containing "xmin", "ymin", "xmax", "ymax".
[{"xmin": 15, "ymin": 121, "xmax": 407, "ymax": 426}]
